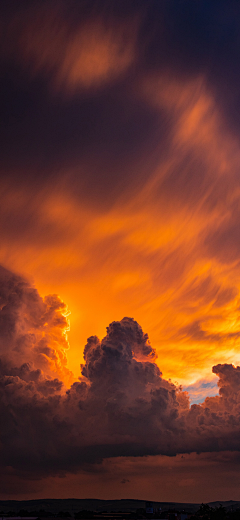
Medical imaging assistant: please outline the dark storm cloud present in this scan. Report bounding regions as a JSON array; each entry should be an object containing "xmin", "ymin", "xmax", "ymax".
[
  {"xmin": 1, "ymin": 0, "xmax": 240, "ymax": 210},
  {"xmin": 1, "ymin": 267, "xmax": 240, "ymax": 482},
  {"xmin": 141, "ymin": 0, "xmax": 240, "ymax": 133},
  {"xmin": 0, "ymin": 0, "xmax": 164, "ymax": 208},
  {"xmin": 2, "ymin": 74, "xmax": 165, "ymax": 199},
  {"xmin": 0, "ymin": 65, "xmax": 167, "ymax": 208}
]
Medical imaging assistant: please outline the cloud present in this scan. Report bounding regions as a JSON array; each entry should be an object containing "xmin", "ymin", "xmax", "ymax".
[
  {"xmin": 204, "ymin": 216, "xmax": 240, "ymax": 265},
  {"xmin": 0, "ymin": 265, "xmax": 72, "ymax": 384},
  {"xmin": 2, "ymin": 1, "xmax": 240, "ymax": 498},
  {"xmin": 1, "ymin": 266, "xmax": 240, "ymax": 490},
  {"xmin": 4, "ymin": 2, "xmax": 137, "ymax": 93},
  {"xmin": 1, "ymin": 61, "xmax": 240, "ymax": 388}
]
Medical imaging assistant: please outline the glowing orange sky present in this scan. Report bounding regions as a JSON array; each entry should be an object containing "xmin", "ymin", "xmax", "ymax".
[
  {"xmin": 1, "ymin": 72, "xmax": 240, "ymax": 399},
  {"xmin": 3, "ymin": 1, "xmax": 240, "ymax": 503}
]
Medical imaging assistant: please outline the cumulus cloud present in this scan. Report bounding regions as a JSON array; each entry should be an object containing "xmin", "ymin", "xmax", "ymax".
[
  {"xmin": 0, "ymin": 265, "xmax": 72, "ymax": 384},
  {"xmin": 1, "ymin": 266, "xmax": 240, "ymax": 486}
]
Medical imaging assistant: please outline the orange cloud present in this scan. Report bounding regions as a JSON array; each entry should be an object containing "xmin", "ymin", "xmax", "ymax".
[
  {"xmin": 6, "ymin": 3, "xmax": 137, "ymax": 93},
  {"xmin": 1, "ymin": 57, "xmax": 240, "ymax": 389},
  {"xmin": 0, "ymin": 265, "xmax": 73, "ymax": 386}
]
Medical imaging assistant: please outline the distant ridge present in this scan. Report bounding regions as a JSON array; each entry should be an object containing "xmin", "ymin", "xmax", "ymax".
[
  {"xmin": 0, "ymin": 499, "xmax": 197, "ymax": 514},
  {"xmin": 0, "ymin": 499, "xmax": 240, "ymax": 514}
]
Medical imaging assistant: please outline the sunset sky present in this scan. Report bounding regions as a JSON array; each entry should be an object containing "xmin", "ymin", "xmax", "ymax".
[{"xmin": 1, "ymin": 0, "xmax": 240, "ymax": 504}]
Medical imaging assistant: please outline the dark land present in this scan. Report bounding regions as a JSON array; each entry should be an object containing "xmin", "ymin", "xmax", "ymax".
[
  {"xmin": 0, "ymin": 499, "xmax": 197, "ymax": 514},
  {"xmin": 1, "ymin": 499, "xmax": 240, "ymax": 516}
]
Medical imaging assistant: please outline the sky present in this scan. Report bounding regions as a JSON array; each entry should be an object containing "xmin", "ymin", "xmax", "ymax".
[{"xmin": 1, "ymin": 0, "xmax": 240, "ymax": 503}]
